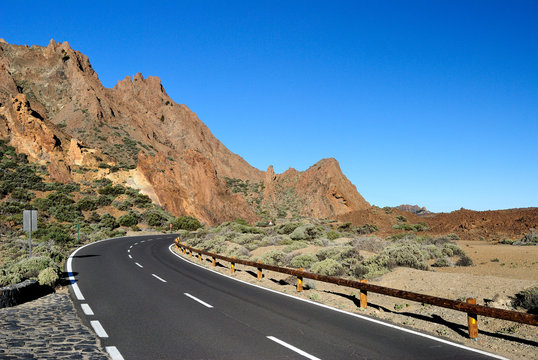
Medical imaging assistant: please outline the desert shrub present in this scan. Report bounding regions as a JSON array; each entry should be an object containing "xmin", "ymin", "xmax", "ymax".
[
  {"xmin": 315, "ymin": 247, "xmax": 341, "ymax": 261},
  {"xmin": 52, "ymin": 204, "xmax": 83, "ymax": 222},
  {"xmin": 311, "ymin": 259, "xmax": 344, "ymax": 276},
  {"xmin": 512, "ymin": 286, "xmax": 538, "ymax": 314},
  {"xmin": 88, "ymin": 211, "xmax": 101, "ymax": 223},
  {"xmin": 8, "ymin": 256, "xmax": 56, "ymax": 280},
  {"xmin": 145, "ymin": 212, "xmax": 165, "ymax": 227},
  {"xmin": 0, "ymin": 272, "xmax": 23, "ymax": 287},
  {"xmin": 335, "ymin": 246, "xmax": 362, "ymax": 262},
  {"xmin": 118, "ymin": 214, "xmax": 138, "ymax": 227},
  {"xmin": 276, "ymin": 222, "xmax": 302, "ymax": 235},
  {"xmin": 289, "ymin": 253, "xmax": 318, "ymax": 269},
  {"xmin": 10, "ymin": 188, "xmax": 35, "ymax": 202},
  {"xmin": 283, "ymin": 241, "xmax": 308, "ymax": 253},
  {"xmin": 326, "ymin": 230, "xmax": 341, "ymax": 240},
  {"xmin": 198, "ymin": 236, "xmax": 226, "ymax": 253},
  {"xmin": 96, "ymin": 195, "xmax": 114, "ymax": 207},
  {"xmin": 431, "ymin": 257, "xmax": 451, "ymax": 267},
  {"xmin": 396, "ymin": 215, "xmax": 407, "ymax": 222},
  {"xmin": 77, "ymin": 196, "xmax": 98, "ymax": 211},
  {"xmin": 338, "ymin": 222, "xmax": 352, "ymax": 231},
  {"xmin": 132, "ymin": 193, "xmax": 152, "ymax": 207},
  {"xmin": 423, "ymin": 244, "xmax": 443, "ymax": 260},
  {"xmin": 456, "ymin": 255, "xmax": 474, "ymax": 267},
  {"xmin": 513, "ymin": 229, "xmax": 538, "ymax": 246},
  {"xmin": 46, "ymin": 192, "xmax": 74, "ymax": 206},
  {"xmin": 172, "ymin": 216, "xmax": 203, "ymax": 231},
  {"xmin": 442, "ymin": 243, "xmax": 465, "ymax": 257},
  {"xmin": 41, "ymin": 225, "xmax": 74, "ymax": 245},
  {"xmin": 225, "ymin": 244, "xmax": 250, "ymax": 260},
  {"xmin": 351, "ymin": 236, "xmax": 387, "ymax": 253},
  {"xmin": 98, "ymin": 184, "xmax": 125, "ymax": 196},
  {"xmin": 233, "ymin": 218, "xmax": 249, "ymax": 226},
  {"xmin": 379, "ymin": 242, "xmax": 428, "ymax": 270},
  {"xmin": 232, "ymin": 223, "xmax": 264, "ymax": 234},
  {"xmin": 115, "ymin": 200, "xmax": 132, "ymax": 211},
  {"xmin": 290, "ymin": 224, "xmax": 322, "ymax": 240},
  {"xmin": 355, "ymin": 224, "xmax": 378, "ymax": 234},
  {"xmin": 38, "ymin": 267, "xmax": 59, "ymax": 287},
  {"xmin": 32, "ymin": 197, "xmax": 53, "ymax": 212},
  {"xmin": 259, "ymin": 250, "xmax": 286, "ymax": 266},
  {"xmin": 99, "ymin": 214, "xmax": 119, "ymax": 230},
  {"xmin": 383, "ymin": 207, "xmax": 392, "ymax": 214}
]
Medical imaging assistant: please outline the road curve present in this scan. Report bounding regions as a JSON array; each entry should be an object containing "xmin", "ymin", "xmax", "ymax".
[{"xmin": 67, "ymin": 234, "xmax": 504, "ymax": 360}]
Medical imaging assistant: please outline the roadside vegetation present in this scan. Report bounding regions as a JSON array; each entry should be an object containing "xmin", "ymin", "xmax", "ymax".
[
  {"xmin": 0, "ymin": 140, "xmax": 202, "ymax": 288},
  {"xmin": 179, "ymin": 218, "xmax": 473, "ymax": 281}
]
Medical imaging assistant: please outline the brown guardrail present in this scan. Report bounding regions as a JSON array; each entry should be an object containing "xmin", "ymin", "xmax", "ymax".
[{"xmin": 174, "ymin": 239, "xmax": 538, "ymax": 338}]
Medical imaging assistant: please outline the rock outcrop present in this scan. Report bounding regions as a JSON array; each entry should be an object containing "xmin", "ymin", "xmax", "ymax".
[{"xmin": 0, "ymin": 39, "xmax": 370, "ymax": 224}]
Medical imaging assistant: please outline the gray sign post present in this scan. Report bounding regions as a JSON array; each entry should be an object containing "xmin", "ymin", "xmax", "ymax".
[{"xmin": 23, "ymin": 210, "xmax": 37, "ymax": 257}]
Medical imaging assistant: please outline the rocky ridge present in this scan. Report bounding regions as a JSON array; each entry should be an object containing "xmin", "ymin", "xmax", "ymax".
[{"xmin": 0, "ymin": 39, "xmax": 369, "ymax": 224}]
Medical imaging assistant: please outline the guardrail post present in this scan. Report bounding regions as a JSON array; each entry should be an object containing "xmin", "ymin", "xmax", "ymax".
[
  {"xmin": 231, "ymin": 258, "xmax": 235, "ymax": 274},
  {"xmin": 297, "ymin": 268, "xmax": 303, "ymax": 292},
  {"xmin": 467, "ymin": 298, "xmax": 478, "ymax": 339},
  {"xmin": 257, "ymin": 261, "xmax": 262, "ymax": 280},
  {"xmin": 198, "ymin": 253, "xmax": 202, "ymax": 262},
  {"xmin": 360, "ymin": 279, "xmax": 367, "ymax": 309},
  {"xmin": 212, "ymin": 254, "xmax": 216, "ymax": 267}
]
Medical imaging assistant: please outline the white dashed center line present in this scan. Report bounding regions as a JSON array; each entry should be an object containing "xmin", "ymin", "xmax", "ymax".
[
  {"xmin": 184, "ymin": 293, "xmax": 213, "ymax": 308},
  {"xmin": 152, "ymin": 274, "xmax": 167, "ymax": 282},
  {"xmin": 128, "ymin": 254, "xmax": 132, "ymax": 259},
  {"xmin": 267, "ymin": 336, "xmax": 321, "ymax": 360},
  {"xmin": 135, "ymin": 262, "xmax": 143, "ymax": 268},
  {"xmin": 106, "ymin": 346, "xmax": 125, "ymax": 360}
]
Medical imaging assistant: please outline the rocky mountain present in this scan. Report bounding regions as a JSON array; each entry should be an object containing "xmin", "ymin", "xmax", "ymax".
[
  {"xmin": 0, "ymin": 39, "xmax": 370, "ymax": 225},
  {"xmin": 394, "ymin": 204, "xmax": 432, "ymax": 216}
]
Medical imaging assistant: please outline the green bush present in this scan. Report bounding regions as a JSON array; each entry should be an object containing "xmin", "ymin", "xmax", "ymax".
[
  {"xmin": 290, "ymin": 224, "xmax": 322, "ymax": 240},
  {"xmin": 283, "ymin": 241, "xmax": 307, "ymax": 253},
  {"xmin": 456, "ymin": 255, "xmax": 473, "ymax": 267},
  {"xmin": 289, "ymin": 253, "xmax": 318, "ymax": 269},
  {"xmin": 276, "ymin": 223, "xmax": 302, "ymax": 235},
  {"xmin": 172, "ymin": 216, "xmax": 203, "ymax": 231},
  {"xmin": 315, "ymin": 247, "xmax": 341, "ymax": 261},
  {"xmin": 432, "ymin": 257, "xmax": 451, "ymax": 267},
  {"xmin": 99, "ymin": 214, "xmax": 119, "ymax": 230},
  {"xmin": 326, "ymin": 230, "xmax": 341, "ymax": 240},
  {"xmin": 98, "ymin": 184, "xmax": 125, "ymax": 196},
  {"xmin": 8, "ymin": 256, "xmax": 56, "ymax": 280},
  {"xmin": 311, "ymin": 259, "xmax": 344, "ymax": 276},
  {"xmin": 88, "ymin": 211, "xmax": 101, "ymax": 223},
  {"xmin": 145, "ymin": 212, "xmax": 165, "ymax": 227},
  {"xmin": 355, "ymin": 224, "xmax": 378, "ymax": 234},
  {"xmin": 38, "ymin": 267, "xmax": 59, "ymax": 287},
  {"xmin": 118, "ymin": 214, "xmax": 138, "ymax": 227},
  {"xmin": 392, "ymin": 222, "xmax": 429, "ymax": 232},
  {"xmin": 96, "ymin": 195, "xmax": 114, "ymax": 207},
  {"xmin": 259, "ymin": 250, "xmax": 286, "ymax": 266},
  {"xmin": 77, "ymin": 196, "xmax": 98, "ymax": 211}
]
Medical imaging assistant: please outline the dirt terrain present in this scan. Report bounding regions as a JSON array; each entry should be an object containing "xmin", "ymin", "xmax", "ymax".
[
  {"xmin": 339, "ymin": 207, "xmax": 538, "ymax": 242},
  {"xmin": 173, "ymin": 241, "xmax": 538, "ymax": 359}
]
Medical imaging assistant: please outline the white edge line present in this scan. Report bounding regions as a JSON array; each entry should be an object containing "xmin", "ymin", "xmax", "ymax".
[
  {"xmin": 81, "ymin": 303, "xmax": 94, "ymax": 316},
  {"xmin": 152, "ymin": 273, "xmax": 167, "ymax": 282},
  {"xmin": 66, "ymin": 255, "xmax": 85, "ymax": 300},
  {"xmin": 184, "ymin": 293, "xmax": 213, "ymax": 308},
  {"xmin": 168, "ymin": 245, "xmax": 507, "ymax": 360},
  {"xmin": 66, "ymin": 234, "xmax": 172, "ymax": 302},
  {"xmin": 106, "ymin": 346, "xmax": 125, "ymax": 360},
  {"xmin": 135, "ymin": 262, "xmax": 143, "ymax": 268},
  {"xmin": 267, "ymin": 336, "xmax": 321, "ymax": 360},
  {"xmin": 90, "ymin": 320, "xmax": 108, "ymax": 338}
]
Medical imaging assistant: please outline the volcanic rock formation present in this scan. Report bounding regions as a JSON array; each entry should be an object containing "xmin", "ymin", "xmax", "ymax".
[{"xmin": 0, "ymin": 39, "xmax": 370, "ymax": 224}]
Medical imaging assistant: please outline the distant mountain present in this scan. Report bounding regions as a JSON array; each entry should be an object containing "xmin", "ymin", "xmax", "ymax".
[
  {"xmin": 394, "ymin": 204, "xmax": 432, "ymax": 216},
  {"xmin": 0, "ymin": 39, "xmax": 370, "ymax": 224}
]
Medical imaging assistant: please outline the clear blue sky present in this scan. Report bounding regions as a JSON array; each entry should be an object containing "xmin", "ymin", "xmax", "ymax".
[{"xmin": 2, "ymin": 1, "xmax": 537, "ymax": 212}]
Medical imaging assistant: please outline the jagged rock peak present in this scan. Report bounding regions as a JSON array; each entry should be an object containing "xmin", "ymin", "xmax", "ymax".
[{"xmin": 0, "ymin": 38, "xmax": 7, "ymax": 44}]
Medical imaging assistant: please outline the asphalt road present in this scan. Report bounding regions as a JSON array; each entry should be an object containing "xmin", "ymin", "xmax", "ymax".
[{"xmin": 68, "ymin": 234, "xmax": 503, "ymax": 360}]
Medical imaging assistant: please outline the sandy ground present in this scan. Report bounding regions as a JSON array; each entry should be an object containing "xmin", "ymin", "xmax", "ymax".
[{"xmin": 172, "ymin": 242, "xmax": 538, "ymax": 359}]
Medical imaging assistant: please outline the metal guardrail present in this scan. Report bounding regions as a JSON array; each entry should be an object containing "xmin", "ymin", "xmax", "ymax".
[{"xmin": 174, "ymin": 239, "xmax": 538, "ymax": 338}]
